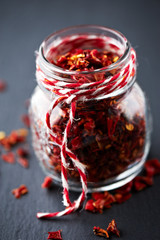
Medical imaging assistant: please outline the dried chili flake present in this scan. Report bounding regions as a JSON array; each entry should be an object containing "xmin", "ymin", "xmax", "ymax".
[
  {"xmin": 41, "ymin": 176, "xmax": 53, "ymax": 188},
  {"xmin": 86, "ymin": 192, "xmax": 115, "ymax": 213},
  {"xmin": 21, "ymin": 114, "xmax": 30, "ymax": 128},
  {"xmin": 133, "ymin": 176, "xmax": 153, "ymax": 191},
  {"xmin": 107, "ymin": 219, "xmax": 120, "ymax": 237},
  {"xmin": 16, "ymin": 147, "xmax": 29, "ymax": 157},
  {"xmin": 47, "ymin": 230, "xmax": 62, "ymax": 240},
  {"xmin": 0, "ymin": 128, "xmax": 28, "ymax": 150},
  {"xmin": 93, "ymin": 198, "xmax": 107, "ymax": 213},
  {"xmin": 115, "ymin": 181, "xmax": 133, "ymax": 194},
  {"xmin": 12, "ymin": 184, "xmax": 28, "ymax": 198},
  {"xmin": 54, "ymin": 49, "xmax": 119, "ymax": 72},
  {"xmin": 93, "ymin": 226, "xmax": 109, "ymax": 238},
  {"xmin": 0, "ymin": 79, "xmax": 7, "ymax": 92},
  {"xmin": 145, "ymin": 159, "xmax": 160, "ymax": 176},
  {"xmin": 115, "ymin": 193, "xmax": 132, "ymax": 204},
  {"xmin": 1, "ymin": 152, "xmax": 15, "ymax": 164},
  {"xmin": 85, "ymin": 199, "xmax": 95, "ymax": 212},
  {"xmin": 92, "ymin": 192, "xmax": 105, "ymax": 200},
  {"xmin": 17, "ymin": 157, "xmax": 29, "ymax": 168}
]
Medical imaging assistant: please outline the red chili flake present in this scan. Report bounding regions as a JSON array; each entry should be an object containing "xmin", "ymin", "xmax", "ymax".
[
  {"xmin": 21, "ymin": 114, "xmax": 30, "ymax": 128},
  {"xmin": 107, "ymin": 219, "xmax": 120, "ymax": 237},
  {"xmin": 93, "ymin": 198, "xmax": 107, "ymax": 213},
  {"xmin": 133, "ymin": 176, "xmax": 153, "ymax": 191},
  {"xmin": 12, "ymin": 184, "xmax": 28, "ymax": 199},
  {"xmin": 54, "ymin": 48, "xmax": 119, "ymax": 72},
  {"xmin": 47, "ymin": 230, "xmax": 62, "ymax": 240},
  {"xmin": 115, "ymin": 181, "xmax": 133, "ymax": 194},
  {"xmin": 85, "ymin": 199, "xmax": 95, "ymax": 212},
  {"xmin": 86, "ymin": 191, "xmax": 115, "ymax": 213},
  {"xmin": 0, "ymin": 129, "xmax": 28, "ymax": 150},
  {"xmin": 70, "ymin": 136, "xmax": 81, "ymax": 150},
  {"xmin": 17, "ymin": 157, "xmax": 29, "ymax": 168},
  {"xmin": 16, "ymin": 147, "xmax": 29, "ymax": 157},
  {"xmin": 1, "ymin": 152, "xmax": 15, "ymax": 164},
  {"xmin": 41, "ymin": 176, "xmax": 53, "ymax": 188},
  {"xmin": 107, "ymin": 117, "xmax": 119, "ymax": 138},
  {"xmin": 145, "ymin": 159, "xmax": 160, "ymax": 177},
  {"xmin": 93, "ymin": 226, "xmax": 109, "ymax": 238},
  {"xmin": 84, "ymin": 118, "xmax": 95, "ymax": 131},
  {"xmin": 92, "ymin": 192, "xmax": 105, "ymax": 200},
  {"xmin": 104, "ymin": 191, "xmax": 116, "ymax": 205},
  {"xmin": 114, "ymin": 193, "xmax": 132, "ymax": 204},
  {"xmin": 0, "ymin": 79, "xmax": 7, "ymax": 92}
]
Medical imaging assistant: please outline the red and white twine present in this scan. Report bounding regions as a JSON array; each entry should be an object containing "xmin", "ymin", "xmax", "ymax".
[{"xmin": 36, "ymin": 40, "xmax": 136, "ymax": 219}]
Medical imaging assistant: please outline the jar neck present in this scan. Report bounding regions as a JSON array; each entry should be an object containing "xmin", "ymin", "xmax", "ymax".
[{"xmin": 36, "ymin": 25, "xmax": 136, "ymax": 100}]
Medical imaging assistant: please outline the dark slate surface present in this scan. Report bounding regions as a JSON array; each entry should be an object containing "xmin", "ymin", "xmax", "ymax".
[{"xmin": 0, "ymin": 0, "xmax": 160, "ymax": 239}]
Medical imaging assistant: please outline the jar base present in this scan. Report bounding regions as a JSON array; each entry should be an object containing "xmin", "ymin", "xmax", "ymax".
[{"xmin": 39, "ymin": 140, "xmax": 150, "ymax": 193}]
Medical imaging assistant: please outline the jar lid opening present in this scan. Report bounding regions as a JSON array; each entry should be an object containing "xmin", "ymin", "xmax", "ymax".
[{"xmin": 39, "ymin": 25, "xmax": 131, "ymax": 76}]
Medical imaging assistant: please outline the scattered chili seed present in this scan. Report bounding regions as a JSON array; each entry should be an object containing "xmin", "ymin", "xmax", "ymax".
[
  {"xmin": 1, "ymin": 152, "xmax": 15, "ymax": 164},
  {"xmin": 41, "ymin": 176, "xmax": 53, "ymax": 188},
  {"xmin": 125, "ymin": 123, "xmax": 134, "ymax": 131},
  {"xmin": 0, "ymin": 79, "xmax": 7, "ymax": 92},
  {"xmin": 93, "ymin": 226, "xmax": 109, "ymax": 238},
  {"xmin": 12, "ymin": 184, "xmax": 28, "ymax": 198},
  {"xmin": 47, "ymin": 230, "xmax": 62, "ymax": 240},
  {"xmin": 21, "ymin": 114, "xmax": 30, "ymax": 128},
  {"xmin": 0, "ymin": 131, "xmax": 6, "ymax": 141},
  {"xmin": 17, "ymin": 157, "xmax": 29, "ymax": 168},
  {"xmin": 107, "ymin": 219, "xmax": 120, "ymax": 237}
]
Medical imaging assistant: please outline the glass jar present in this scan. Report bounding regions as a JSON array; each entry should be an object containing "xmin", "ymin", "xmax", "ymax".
[{"xmin": 29, "ymin": 25, "xmax": 151, "ymax": 192}]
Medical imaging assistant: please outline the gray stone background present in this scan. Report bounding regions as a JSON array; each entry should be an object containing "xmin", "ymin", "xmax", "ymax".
[{"xmin": 0, "ymin": 0, "xmax": 160, "ymax": 239}]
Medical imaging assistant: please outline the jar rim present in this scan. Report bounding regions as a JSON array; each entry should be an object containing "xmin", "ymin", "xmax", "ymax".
[{"xmin": 38, "ymin": 24, "xmax": 131, "ymax": 76}]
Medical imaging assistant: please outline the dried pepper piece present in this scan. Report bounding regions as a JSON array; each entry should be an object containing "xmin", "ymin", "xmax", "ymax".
[
  {"xmin": 17, "ymin": 157, "xmax": 29, "ymax": 168},
  {"xmin": 85, "ymin": 191, "xmax": 115, "ymax": 213},
  {"xmin": 1, "ymin": 152, "xmax": 15, "ymax": 164},
  {"xmin": 16, "ymin": 147, "xmax": 29, "ymax": 157},
  {"xmin": 115, "ymin": 181, "xmax": 133, "ymax": 195},
  {"xmin": 85, "ymin": 199, "xmax": 95, "ymax": 212},
  {"xmin": 145, "ymin": 158, "xmax": 160, "ymax": 177},
  {"xmin": 114, "ymin": 193, "xmax": 132, "ymax": 204},
  {"xmin": 0, "ymin": 128, "xmax": 28, "ymax": 150},
  {"xmin": 107, "ymin": 219, "xmax": 120, "ymax": 237},
  {"xmin": 54, "ymin": 49, "xmax": 119, "ymax": 72},
  {"xmin": 47, "ymin": 230, "xmax": 62, "ymax": 240},
  {"xmin": 93, "ymin": 226, "xmax": 109, "ymax": 238},
  {"xmin": 41, "ymin": 176, "xmax": 53, "ymax": 188},
  {"xmin": 133, "ymin": 176, "xmax": 153, "ymax": 191},
  {"xmin": 0, "ymin": 79, "xmax": 7, "ymax": 92},
  {"xmin": 12, "ymin": 184, "xmax": 28, "ymax": 198}
]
